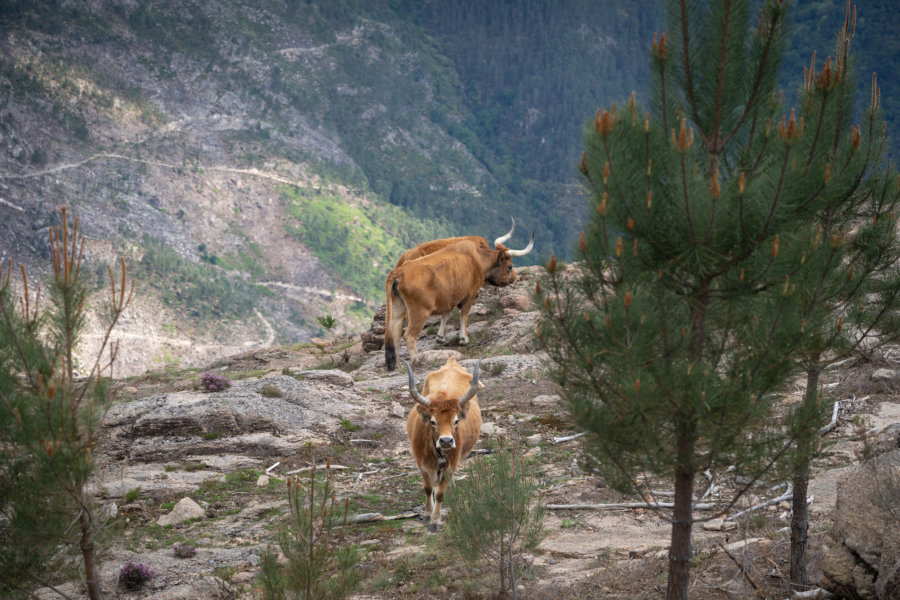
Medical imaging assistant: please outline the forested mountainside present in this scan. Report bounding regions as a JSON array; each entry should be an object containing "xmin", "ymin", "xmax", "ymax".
[{"xmin": 0, "ymin": 0, "xmax": 898, "ymax": 373}]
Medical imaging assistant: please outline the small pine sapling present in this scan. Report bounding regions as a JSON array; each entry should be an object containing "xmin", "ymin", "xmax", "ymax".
[
  {"xmin": 258, "ymin": 461, "xmax": 359, "ymax": 600},
  {"xmin": 443, "ymin": 444, "xmax": 545, "ymax": 600},
  {"xmin": 0, "ymin": 207, "xmax": 133, "ymax": 600}
]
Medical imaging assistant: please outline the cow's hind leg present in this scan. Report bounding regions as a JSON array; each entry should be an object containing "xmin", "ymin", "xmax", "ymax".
[
  {"xmin": 385, "ymin": 297, "xmax": 407, "ymax": 371},
  {"xmin": 435, "ymin": 313, "xmax": 450, "ymax": 344},
  {"xmin": 403, "ymin": 306, "xmax": 430, "ymax": 362},
  {"xmin": 457, "ymin": 294, "xmax": 478, "ymax": 345}
]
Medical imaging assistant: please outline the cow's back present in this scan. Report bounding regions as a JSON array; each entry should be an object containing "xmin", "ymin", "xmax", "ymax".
[
  {"xmin": 392, "ymin": 241, "xmax": 484, "ymax": 314},
  {"xmin": 396, "ymin": 236, "xmax": 490, "ymax": 268}
]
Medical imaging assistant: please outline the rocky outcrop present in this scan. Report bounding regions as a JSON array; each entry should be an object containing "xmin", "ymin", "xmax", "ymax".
[
  {"xmin": 99, "ymin": 375, "xmax": 365, "ymax": 500},
  {"xmin": 822, "ymin": 449, "xmax": 900, "ymax": 600}
]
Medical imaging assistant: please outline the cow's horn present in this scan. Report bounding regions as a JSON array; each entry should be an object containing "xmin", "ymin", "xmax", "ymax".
[
  {"xmin": 505, "ymin": 232, "xmax": 534, "ymax": 257},
  {"xmin": 458, "ymin": 356, "xmax": 484, "ymax": 407},
  {"xmin": 493, "ymin": 216, "xmax": 516, "ymax": 247},
  {"xmin": 402, "ymin": 359, "xmax": 430, "ymax": 407}
]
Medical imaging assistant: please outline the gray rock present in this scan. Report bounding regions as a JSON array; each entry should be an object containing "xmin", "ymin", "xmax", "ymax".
[
  {"xmin": 822, "ymin": 449, "xmax": 900, "ymax": 599},
  {"xmin": 481, "ymin": 422, "xmax": 504, "ymax": 436},
  {"xmin": 526, "ymin": 433, "xmax": 542, "ymax": 446},
  {"xmin": 532, "ymin": 394, "xmax": 561, "ymax": 407},
  {"xmin": 157, "ymin": 497, "xmax": 205, "ymax": 526},
  {"xmin": 391, "ymin": 401, "xmax": 407, "ymax": 418},
  {"xmin": 294, "ymin": 369, "xmax": 355, "ymax": 387},
  {"xmin": 871, "ymin": 368, "xmax": 900, "ymax": 382}
]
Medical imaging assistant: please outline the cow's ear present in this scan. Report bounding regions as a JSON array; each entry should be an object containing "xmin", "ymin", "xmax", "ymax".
[
  {"xmin": 417, "ymin": 405, "xmax": 429, "ymax": 419},
  {"xmin": 458, "ymin": 410, "xmax": 467, "ymax": 420}
]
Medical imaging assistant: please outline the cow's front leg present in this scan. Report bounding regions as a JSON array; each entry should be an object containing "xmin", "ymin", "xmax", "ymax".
[
  {"xmin": 429, "ymin": 471, "xmax": 451, "ymax": 532},
  {"xmin": 419, "ymin": 468, "xmax": 433, "ymax": 521}
]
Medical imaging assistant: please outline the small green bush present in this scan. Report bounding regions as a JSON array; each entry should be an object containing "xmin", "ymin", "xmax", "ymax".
[
  {"xmin": 125, "ymin": 487, "xmax": 142, "ymax": 503},
  {"xmin": 261, "ymin": 384, "xmax": 283, "ymax": 398}
]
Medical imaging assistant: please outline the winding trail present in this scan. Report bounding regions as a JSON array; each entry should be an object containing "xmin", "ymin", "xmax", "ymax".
[
  {"xmin": 259, "ymin": 280, "xmax": 369, "ymax": 305},
  {"xmin": 0, "ymin": 152, "xmax": 312, "ymax": 188}
]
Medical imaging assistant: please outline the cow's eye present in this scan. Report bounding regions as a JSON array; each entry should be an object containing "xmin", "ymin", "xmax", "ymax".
[
  {"xmin": 430, "ymin": 417, "xmax": 437, "ymax": 426},
  {"xmin": 453, "ymin": 417, "xmax": 459, "ymax": 426}
]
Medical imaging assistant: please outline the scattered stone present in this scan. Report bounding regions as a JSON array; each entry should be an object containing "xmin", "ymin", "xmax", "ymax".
[
  {"xmin": 702, "ymin": 518, "xmax": 738, "ymax": 532},
  {"xmin": 723, "ymin": 538, "xmax": 763, "ymax": 553},
  {"xmin": 498, "ymin": 288, "xmax": 533, "ymax": 312},
  {"xmin": 823, "ymin": 448, "xmax": 900, "ymax": 600},
  {"xmin": 231, "ymin": 572, "xmax": 254, "ymax": 584},
  {"xmin": 157, "ymin": 497, "xmax": 205, "ymax": 526},
  {"xmin": 531, "ymin": 394, "xmax": 561, "ymax": 407},
  {"xmin": 526, "ymin": 433, "xmax": 542, "ymax": 446},
  {"xmin": 256, "ymin": 475, "xmax": 269, "ymax": 487},
  {"xmin": 525, "ymin": 445, "xmax": 542, "ymax": 457},
  {"xmin": 481, "ymin": 422, "xmax": 502, "ymax": 436},
  {"xmin": 294, "ymin": 369, "xmax": 354, "ymax": 387},
  {"xmin": 390, "ymin": 401, "xmax": 406, "ymax": 418},
  {"xmin": 871, "ymin": 368, "xmax": 900, "ymax": 382},
  {"xmin": 97, "ymin": 502, "xmax": 118, "ymax": 523},
  {"xmin": 417, "ymin": 349, "xmax": 463, "ymax": 364}
]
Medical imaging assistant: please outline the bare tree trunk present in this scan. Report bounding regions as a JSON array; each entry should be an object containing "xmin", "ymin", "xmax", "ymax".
[
  {"xmin": 667, "ymin": 425, "xmax": 696, "ymax": 600},
  {"xmin": 790, "ymin": 368, "xmax": 819, "ymax": 588},
  {"xmin": 79, "ymin": 509, "xmax": 102, "ymax": 600}
]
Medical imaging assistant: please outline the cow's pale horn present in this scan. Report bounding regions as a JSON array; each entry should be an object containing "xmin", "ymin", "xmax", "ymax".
[
  {"xmin": 493, "ymin": 216, "xmax": 516, "ymax": 247},
  {"xmin": 402, "ymin": 359, "xmax": 431, "ymax": 407},
  {"xmin": 458, "ymin": 356, "xmax": 484, "ymax": 407},
  {"xmin": 506, "ymin": 232, "xmax": 535, "ymax": 257}
]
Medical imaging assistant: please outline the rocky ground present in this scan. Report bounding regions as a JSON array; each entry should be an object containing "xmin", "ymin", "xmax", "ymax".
[{"xmin": 32, "ymin": 267, "xmax": 900, "ymax": 600}]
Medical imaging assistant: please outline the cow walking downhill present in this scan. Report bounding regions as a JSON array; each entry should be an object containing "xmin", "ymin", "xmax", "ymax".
[
  {"xmin": 384, "ymin": 233, "xmax": 533, "ymax": 371},
  {"xmin": 403, "ymin": 357, "xmax": 483, "ymax": 531}
]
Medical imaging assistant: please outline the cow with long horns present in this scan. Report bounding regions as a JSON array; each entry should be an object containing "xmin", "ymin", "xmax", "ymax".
[
  {"xmin": 403, "ymin": 356, "xmax": 483, "ymax": 532},
  {"xmin": 384, "ymin": 233, "xmax": 533, "ymax": 371}
]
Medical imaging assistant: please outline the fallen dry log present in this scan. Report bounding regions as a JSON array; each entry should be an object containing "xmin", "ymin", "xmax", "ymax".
[{"xmin": 547, "ymin": 501, "xmax": 715, "ymax": 511}]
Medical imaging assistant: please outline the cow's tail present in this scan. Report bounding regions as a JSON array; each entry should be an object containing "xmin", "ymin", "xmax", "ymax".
[{"xmin": 384, "ymin": 275, "xmax": 403, "ymax": 371}]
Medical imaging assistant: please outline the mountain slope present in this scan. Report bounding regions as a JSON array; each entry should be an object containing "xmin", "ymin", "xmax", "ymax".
[{"xmin": 3, "ymin": 0, "xmax": 897, "ymax": 375}]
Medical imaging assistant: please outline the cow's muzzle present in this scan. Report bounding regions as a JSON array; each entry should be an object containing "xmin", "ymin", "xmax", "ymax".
[{"xmin": 437, "ymin": 436, "xmax": 456, "ymax": 451}]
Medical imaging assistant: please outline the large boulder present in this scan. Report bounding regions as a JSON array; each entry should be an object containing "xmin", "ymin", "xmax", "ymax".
[{"xmin": 822, "ymin": 449, "xmax": 900, "ymax": 599}]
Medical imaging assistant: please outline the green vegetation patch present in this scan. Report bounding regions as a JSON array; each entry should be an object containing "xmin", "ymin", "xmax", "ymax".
[
  {"xmin": 281, "ymin": 184, "xmax": 449, "ymax": 302},
  {"xmin": 137, "ymin": 235, "xmax": 271, "ymax": 320}
]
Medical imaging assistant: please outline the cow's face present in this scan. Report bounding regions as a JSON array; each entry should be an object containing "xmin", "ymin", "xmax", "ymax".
[
  {"xmin": 416, "ymin": 397, "xmax": 468, "ymax": 453},
  {"xmin": 483, "ymin": 247, "xmax": 518, "ymax": 287}
]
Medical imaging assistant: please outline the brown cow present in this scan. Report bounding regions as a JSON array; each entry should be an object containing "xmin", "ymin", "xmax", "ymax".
[
  {"xmin": 383, "ymin": 235, "xmax": 533, "ymax": 371},
  {"xmin": 394, "ymin": 217, "xmax": 518, "ymax": 268},
  {"xmin": 403, "ymin": 356, "xmax": 483, "ymax": 531}
]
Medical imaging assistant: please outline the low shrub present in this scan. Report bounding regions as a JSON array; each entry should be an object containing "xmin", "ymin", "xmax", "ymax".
[
  {"xmin": 201, "ymin": 372, "xmax": 231, "ymax": 392},
  {"xmin": 119, "ymin": 562, "xmax": 156, "ymax": 590}
]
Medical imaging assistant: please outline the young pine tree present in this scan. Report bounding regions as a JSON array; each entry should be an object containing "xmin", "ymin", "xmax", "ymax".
[
  {"xmin": 536, "ymin": 1, "xmax": 898, "ymax": 598},
  {"xmin": 0, "ymin": 207, "xmax": 133, "ymax": 599},
  {"xmin": 259, "ymin": 462, "xmax": 359, "ymax": 600},
  {"xmin": 443, "ymin": 444, "xmax": 545, "ymax": 600},
  {"xmin": 778, "ymin": 5, "xmax": 900, "ymax": 588}
]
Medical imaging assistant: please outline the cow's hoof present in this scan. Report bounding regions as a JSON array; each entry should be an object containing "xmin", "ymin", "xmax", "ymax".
[
  {"xmin": 427, "ymin": 522, "xmax": 442, "ymax": 533},
  {"xmin": 459, "ymin": 338, "xmax": 469, "ymax": 346}
]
